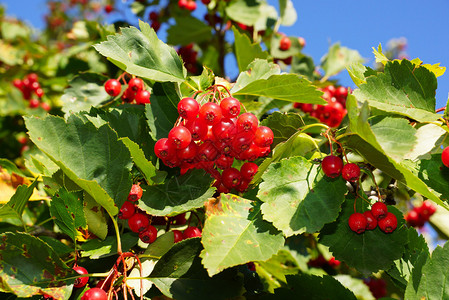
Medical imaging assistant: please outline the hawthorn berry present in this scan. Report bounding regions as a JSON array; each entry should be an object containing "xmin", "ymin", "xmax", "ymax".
[
  {"xmin": 405, "ymin": 209, "xmax": 423, "ymax": 228},
  {"xmin": 104, "ymin": 4, "xmax": 113, "ymax": 13},
  {"xmin": 81, "ymin": 288, "xmax": 107, "ymax": 300},
  {"xmin": 221, "ymin": 167, "xmax": 242, "ymax": 189},
  {"xmin": 154, "ymin": 138, "xmax": 176, "ymax": 160},
  {"xmin": 128, "ymin": 213, "xmax": 149, "ymax": 233},
  {"xmin": 321, "ymin": 155, "xmax": 343, "ymax": 178},
  {"xmin": 128, "ymin": 184, "xmax": 143, "ymax": 201},
  {"xmin": 279, "ymin": 36, "xmax": 291, "ymax": 51},
  {"xmin": 254, "ymin": 126, "xmax": 274, "ymax": 147},
  {"xmin": 371, "ymin": 202, "xmax": 388, "ymax": 220},
  {"xmin": 378, "ymin": 212, "xmax": 397, "ymax": 233},
  {"xmin": 220, "ymin": 97, "xmax": 241, "ymax": 118},
  {"xmin": 73, "ymin": 266, "xmax": 88, "ymax": 288},
  {"xmin": 183, "ymin": 226, "xmax": 202, "ymax": 239},
  {"xmin": 348, "ymin": 213, "xmax": 367, "ymax": 234},
  {"xmin": 135, "ymin": 90, "xmax": 151, "ymax": 104},
  {"xmin": 185, "ymin": 117, "xmax": 208, "ymax": 141},
  {"xmin": 178, "ymin": 97, "xmax": 199, "ymax": 120},
  {"xmin": 139, "ymin": 225, "xmax": 158, "ymax": 244},
  {"xmin": 29, "ymin": 99, "xmax": 40, "ymax": 108},
  {"xmin": 118, "ymin": 201, "xmax": 135, "ymax": 220},
  {"xmin": 442, "ymin": 146, "xmax": 449, "ymax": 167},
  {"xmin": 173, "ymin": 230, "xmax": 183, "ymax": 243},
  {"xmin": 212, "ymin": 118, "xmax": 236, "ymax": 141},
  {"xmin": 104, "ymin": 79, "xmax": 121, "ymax": 97},
  {"xmin": 185, "ymin": 0, "xmax": 197, "ymax": 11},
  {"xmin": 417, "ymin": 200, "xmax": 436, "ymax": 219},
  {"xmin": 236, "ymin": 113, "xmax": 259, "ymax": 133},
  {"xmin": 128, "ymin": 78, "xmax": 144, "ymax": 92},
  {"xmin": 240, "ymin": 162, "xmax": 258, "ymax": 181},
  {"xmin": 199, "ymin": 102, "xmax": 223, "ymax": 125},
  {"xmin": 168, "ymin": 126, "xmax": 192, "ymax": 149},
  {"xmin": 363, "ymin": 210, "xmax": 377, "ymax": 230},
  {"xmin": 341, "ymin": 163, "xmax": 361, "ymax": 182}
]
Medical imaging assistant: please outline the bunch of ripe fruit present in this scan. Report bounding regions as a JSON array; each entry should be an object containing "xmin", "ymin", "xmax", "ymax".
[
  {"xmin": 103, "ymin": 77, "xmax": 151, "ymax": 105},
  {"xmin": 13, "ymin": 73, "xmax": 49, "ymax": 110},
  {"xmin": 154, "ymin": 92, "xmax": 272, "ymax": 193},
  {"xmin": 177, "ymin": 44, "xmax": 199, "ymax": 74},
  {"xmin": 405, "ymin": 200, "xmax": 436, "ymax": 228},
  {"xmin": 294, "ymin": 85, "xmax": 348, "ymax": 128}
]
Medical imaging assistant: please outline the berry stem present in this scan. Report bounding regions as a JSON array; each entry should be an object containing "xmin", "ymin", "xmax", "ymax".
[
  {"xmin": 436, "ymin": 106, "xmax": 446, "ymax": 113},
  {"xmin": 360, "ymin": 168, "xmax": 383, "ymax": 200}
]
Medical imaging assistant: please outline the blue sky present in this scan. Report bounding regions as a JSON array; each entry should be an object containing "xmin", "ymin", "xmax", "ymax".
[{"xmin": 3, "ymin": 0, "xmax": 449, "ymax": 108}]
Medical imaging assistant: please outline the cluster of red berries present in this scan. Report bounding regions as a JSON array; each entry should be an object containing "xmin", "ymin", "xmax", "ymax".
[
  {"xmin": 363, "ymin": 278, "xmax": 387, "ymax": 299},
  {"xmin": 348, "ymin": 202, "xmax": 398, "ymax": 234},
  {"xmin": 13, "ymin": 74, "xmax": 50, "ymax": 110},
  {"xmin": 154, "ymin": 95, "xmax": 272, "ymax": 193},
  {"xmin": 149, "ymin": 11, "xmax": 161, "ymax": 32},
  {"xmin": 294, "ymin": 85, "xmax": 348, "ymax": 127},
  {"xmin": 321, "ymin": 155, "xmax": 361, "ymax": 182},
  {"xmin": 104, "ymin": 77, "xmax": 151, "ymax": 105},
  {"xmin": 307, "ymin": 255, "xmax": 340, "ymax": 269},
  {"xmin": 178, "ymin": 44, "xmax": 199, "ymax": 74},
  {"xmin": 178, "ymin": 0, "xmax": 197, "ymax": 11},
  {"xmin": 405, "ymin": 200, "xmax": 436, "ymax": 228}
]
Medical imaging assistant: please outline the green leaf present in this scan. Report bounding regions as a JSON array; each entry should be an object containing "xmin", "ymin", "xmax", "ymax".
[
  {"xmin": 261, "ymin": 111, "xmax": 305, "ymax": 147},
  {"xmin": 321, "ymin": 43, "xmax": 364, "ymax": 78},
  {"xmin": 387, "ymin": 228, "xmax": 429, "ymax": 291},
  {"xmin": 181, "ymin": 67, "xmax": 215, "ymax": 93},
  {"xmin": 1, "ymin": 22, "xmax": 30, "ymax": 40},
  {"xmin": 334, "ymin": 275, "xmax": 375, "ymax": 300},
  {"xmin": 25, "ymin": 114, "xmax": 133, "ymax": 216},
  {"xmin": 60, "ymin": 72, "xmax": 110, "ymax": 115},
  {"xmin": 252, "ymin": 132, "xmax": 318, "ymax": 184},
  {"xmin": 138, "ymin": 169, "xmax": 214, "ymax": 216},
  {"xmin": 149, "ymin": 238, "xmax": 244, "ymax": 300},
  {"xmin": 342, "ymin": 96, "xmax": 449, "ymax": 209},
  {"xmin": 200, "ymin": 194, "xmax": 284, "ymax": 276},
  {"xmin": 352, "ymin": 60, "xmax": 439, "ymax": 122},
  {"xmin": 167, "ymin": 16, "xmax": 212, "ymax": 46},
  {"xmin": 50, "ymin": 188, "xmax": 86, "ymax": 242},
  {"xmin": 0, "ymin": 158, "xmax": 26, "ymax": 177},
  {"xmin": 258, "ymin": 156, "xmax": 347, "ymax": 237},
  {"xmin": 233, "ymin": 27, "xmax": 269, "ymax": 71},
  {"xmin": 94, "ymin": 21, "xmax": 186, "ymax": 83},
  {"xmin": 0, "ymin": 232, "xmax": 74, "ymax": 299},
  {"xmin": 278, "ymin": 0, "xmax": 297, "ymax": 26},
  {"xmin": 232, "ymin": 59, "xmax": 281, "ymax": 93},
  {"xmin": 120, "ymin": 138, "xmax": 167, "ymax": 185},
  {"xmin": 318, "ymin": 197, "xmax": 407, "ymax": 275},
  {"xmin": 291, "ymin": 54, "xmax": 316, "ymax": 81},
  {"xmin": 80, "ymin": 233, "xmax": 139, "ymax": 259},
  {"xmin": 263, "ymin": 274, "xmax": 357, "ymax": 300},
  {"xmin": 416, "ymin": 154, "xmax": 449, "ymax": 203},
  {"xmin": 83, "ymin": 192, "xmax": 108, "ymax": 240},
  {"xmin": 39, "ymin": 236, "xmax": 74, "ymax": 256},
  {"xmin": 405, "ymin": 240, "xmax": 449, "ymax": 299},
  {"xmin": 233, "ymin": 73, "xmax": 326, "ymax": 104},
  {"xmin": 128, "ymin": 232, "xmax": 175, "ymax": 297},
  {"xmin": 0, "ymin": 180, "xmax": 38, "ymax": 221},
  {"xmin": 369, "ymin": 116, "xmax": 417, "ymax": 162},
  {"xmin": 404, "ymin": 124, "xmax": 446, "ymax": 160},
  {"xmin": 225, "ymin": 0, "xmax": 261, "ymax": 26},
  {"xmin": 146, "ymin": 82, "xmax": 180, "ymax": 140}
]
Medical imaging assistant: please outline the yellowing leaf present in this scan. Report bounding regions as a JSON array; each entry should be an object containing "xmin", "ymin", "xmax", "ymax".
[{"xmin": 372, "ymin": 44, "xmax": 389, "ymax": 65}]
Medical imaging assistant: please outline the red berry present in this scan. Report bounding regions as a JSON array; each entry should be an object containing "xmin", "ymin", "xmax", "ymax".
[
  {"xmin": 348, "ymin": 213, "xmax": 367, "ymax": 234},
  {"xmin": 221, "ymin": 167, "xmax": 242, "ymax": 189},
  {"xmin": 363, "ymin": 210, "xmax": 377, "ymax": 230},
  {"xmin": 73, "ymin": 266, "xmax": 88, "ymax": 288},
  {"xmin": 27, "ymin": 73, "xmax": 38, "ymax": 83},
  {"xmin": 177, "ymin": 141, "xmax": 198, "ymax": 162},
  {"xmin": 405, "ymin": 209, "xmax": 422, "ymax": 227},
  {"xmin": 240, "ymin": 162, "xmax": 258, "ymax": 181},
  {"xmin": 232, "ymin": 131, "xmax": 255, "ymax": 154},
  {"xmin": 416, "ymin": 200, "xmax": 436, "ymax": 221},
  {"xmin": 185, "ymin": 117, "xmax": 208, "ymax": 141},
  {"xmin": 442, "ymin": 146, "xmax": 449, "ymax": 167},
  {"xmin": 236, "ymin": 113, "xmax": 259, "ymax": 133},
  {"xmin": 29, "ymin": 99, "xmax": 40, "ymax": 108},
  {"xmin": 13, "ymin": 79, "xmax": 23, "ymax": 90},
  {"xmin": 30, "ymin": 81, "xmax": 41, "ymax": 91},
  {"xmin": 212, "ymin": 118, "xmax": 236, "ymax": 142},
  {"xmin": 341, "ymin": 163, "xmax": 361, "ymax": 182},
  {"xmin": 378, "ymin": 212, "xmax": 397, "ymax": 233},
  {"xmin": 171, "ymin": 213, "xmax": 187, "ymax": 225},
  {"xmin": 149, "ymin": 11, "xmax": 158, "ymax": 21},
  {"xmin": 104, "ymin": 79, "xmax": 122, "ymax": 97},
  {"xmin": 35, "ymin": 88, "xmax": 44, "ymax": 98},
  {"xmin": 178, "ymin": 0, "xmax": 188, "ymax": 8},
  {"xmin": 173, "ymin": 230, "xmax": 183, "ymax": 243},
  {"xmin": 371, "ymin": 202, "xmax": 388, "ymax": 220},
  {"xmin": 154, "ymin": 138, "xmax": 176, "ymax": 160},
  {"xmin": 118, "ymin": 201, "xmax": 136, "ymax": 219},
  {"xmin": 328, "ymin": 257, "xmax": 340, "ymax": 268},
  {"xmin": 135, "ymin": 90, "xmax": 151, "ymax": 104},
  {"xmin": 104, "ymin": 4, "xmax": 113, "ymax": 13},
  {"xmin": 178, "ymin": 97, "xmax": 200, "ymax": 120},
  {"xmin": 201, "ymin": 0, "xmax": 211, "ymax": 4},
  {"xmin": 197, "ymin": 140, "xmax": 219, "ymax": 162},
  {"xmin": 321, "ymin": 155, "xmax": 343, "ymax": 178},
  {"xmin": 81, "ymin": 288, "xmax": 107, "ymax": 300},
  {"xmin": 139, "ymin": 225, "xmax": 158, "ymax": 243},
  {"xmin": 128, "ymin": 184, "xmax": 143, "ymax": 201},
  {"xmin": 215, "ymin": 155, "xmax": 234, "ymax": 170},
  {"xmin": 128, "ymin": 78, "xmax": 144, "ymax": 92},
  {"xmin": 199, "ymin": 102, "xmax": 223, "ymax": 125},
  {"xmin": 128, "ymin": 213, "xmax": 149, "ymax": 233},
  {"xmin": 183, "ymin": 226, "xmax": 202, "ymax": 239},
  {"xmin": 279, "ymin": 36, "xmax": 292, "ymax": 51},
  {"xmin": 220, "ymin": 97, "xmax": 241, "ymax": 118},
  {"xmin": 168, "ymin": 126, "xmax": 192, "ymax": 149},
  {"xmin": 253, "ymin": 126, "xmax": 274, "ymax": 147},
  {"xmin": 41, "ymin": 102, "xmax": 51, "ymax": 111},
  {"xmin": 185, "ymin": 0, "xmax": 197, "ymax": 11},
  {"xmin": 122, "ymin": 88, "xmax": 136, "ymax": 102}
]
